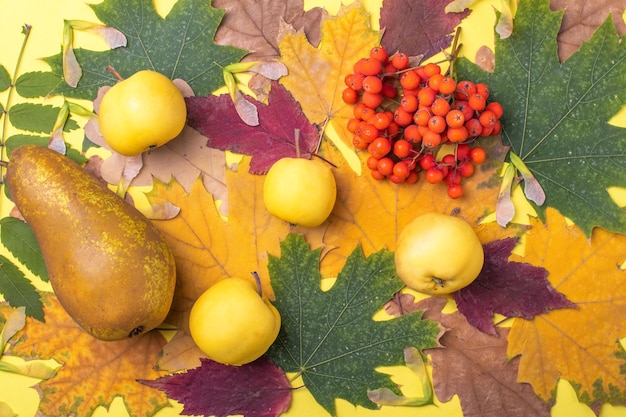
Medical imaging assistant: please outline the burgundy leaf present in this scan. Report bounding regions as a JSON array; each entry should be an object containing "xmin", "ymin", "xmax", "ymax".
[
  {"xmin": 454, "ymin": 238, "xmax": 577, "ymax": 335},
  {"xmin": 185, "ymin": 81, "xmax": 319, "ymax": 174},
  {"xmin": 139, "ymin": 357, "xmax": 292, "ymax": 417},
  {"xmin": 379, "ymin": 0, "xmax": 470, "ymax": 60}
]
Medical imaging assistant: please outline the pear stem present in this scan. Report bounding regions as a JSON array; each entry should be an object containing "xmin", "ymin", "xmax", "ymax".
[{"xmin": 251, "ymin": 271, "xmax": 263, "ymax": 297}]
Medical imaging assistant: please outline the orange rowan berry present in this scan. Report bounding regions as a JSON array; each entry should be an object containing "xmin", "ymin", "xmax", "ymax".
[
  {"xmin": 468, "ymin": 93, "xmax": 487, "ymax": 111},
  {"xmin": 371, "ymin": 168, "xmax": 385, "ymax": 180},
  {"xmin": 470, "ymin": 147, "xmax": 487, "ymax": 164},
  {"xmin": 400, "ymin": 94, "xmax": 419, "ymax": 113},
  {"xmin": 455, "ymin": 80, "xmax": 476, "ymax": 100},
  {"xmin": 353, "ymin": 135, "xmax": 369, "ymax": 149},
  {"xmin": 447, "ymin": 126, "xmax": 469, "ymax": 143},
  {"xmin": 345, "ymin": 73, "xmax": 365, "ymax": 90},
  {"xmin": 438, "ymin": 76, "xmax": 457, "ymax": 95},
  {"xmin": 381, "ymin": 82, "xmax": 398, "ymax": 99},
  {"xmin": 486, "ymin": 101, "xmax": 504, "ymax": 119},
  {"xmin": 362, "ymin": 91, "xmax": 383, "ymax": 109},
  {"xmin": 360, "ymin": 58, "xmax": 383, "ymax": 76},
  {"xmin": 371, "ymin": 112, "xmax": 392, "ymax": 130},
  {"xmin": 479, "ymin": 110, "xmax": 497, "ymax": 128},
  {"xmin": 422, "ymin": 130, "xmax": 442, "ymax": 148},
  {"xmin": 403, "ymin": 124, "xmax": 422, "ymax": 143},
  {"xmin": 428, "ymin": 115, "xmax": 447, "ymax": 134},
  {"xmin": 393, "ymin": 139, "xmax": 412, "ymax": 158},
  {"xmin": 347, "ymin": 118, "xmax": 361, "ymax": 133},
  {"xmin": 362, "ymin": 75, "xmax": 383, "ymax": 94},
  {"xmin": 423, "ymin": 62, "xmax": 441, "ymax": 77},
  {"xmin": 377, "ymin": 157, "xmax": 395, "ymax": 175},
  {"xmin": 447, "ymin": 184, "xmax": 463, "ymax": 199},
  {"xmin": 370, "ymin": 46, "xmax": 389, "ymax": 63},
  {"xmin": 417, "ymin": 87, "xmax": 437, "ymax": 107},
  {"xmin": 413, "ymin": 108, "xmax": 431, "ymax": 126},
  {"xmin": 428, "ymin": 73, "xmax": 444, "ymax": 92},
  {"xmin": 400, "ymin": 69, "xmax": 420, "ymax": 90},
  {"xmin": 394, "ymin": 108, "xmax": 414, "ymax": 127},
  {"xmin": 465, "ymin": 118, "xmax": 483, "ymax": 137},
  {"xmin": 342, "ymin": 87, "xmax": 359, "ymax": 104},
  {"xmin": 390, "ymin": 52, "xmax": 409, "ymax": 70},
  {"xmin": 451, "ymin": 100, "xmax": 474, "ymax": 121},
  {"xmin": 445, "ymin": 109, "xmax": 465, "ymax": 128},
  {"xmin": 475, "ymin": 83, "xmax": 490, "ymax": 98},
  {"xmin": 405, "ymin": 170, "xmax": 419, "ymax": 184},
  {"xmin": 431, "ymin": 97, "xmax": 451, "ymax": 117}
]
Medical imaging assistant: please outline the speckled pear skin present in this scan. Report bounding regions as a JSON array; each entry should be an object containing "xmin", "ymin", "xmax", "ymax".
[{"xmin": 5, "ymin": 145, "xmax": 176, "ymax": 341}]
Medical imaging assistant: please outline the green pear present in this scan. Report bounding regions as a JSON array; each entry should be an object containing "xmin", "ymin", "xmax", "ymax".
[{"xmin": 5, "ymin": 145, "xmax": 176, "ymax": 341}]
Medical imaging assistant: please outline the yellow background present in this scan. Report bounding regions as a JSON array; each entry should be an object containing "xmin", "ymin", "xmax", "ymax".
[{"xmin": 1, "ymin": 0, "xmax": 626, "ymax": 416}]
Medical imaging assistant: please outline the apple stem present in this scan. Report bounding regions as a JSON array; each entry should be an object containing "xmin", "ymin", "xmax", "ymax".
[
  {"xmin": 433, "ymin": 277, "xmax": 445, "ymax": 287},
  {"xmin": 294, "ymin": 128, "xmax": 301, "ymax": 159},
  {"xmin": 105, "ymin": 65, "xmax": 124, "ymax": 81},
  {"xmin": 251, "ymin": 271, "xmax": 263, "ymax": 297}
]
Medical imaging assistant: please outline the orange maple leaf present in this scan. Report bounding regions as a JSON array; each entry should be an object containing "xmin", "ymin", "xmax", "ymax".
[
  {"xmin": 507, "ymin": 208, "xmax": 626, "ymax": 404},
  {"xmin": 303, "ymin": 136, "xmax": 523, "ymax": 278},
  {"xmin": 146, "ymin": 161, "xmax": 293, "ymax": 370},
  {"xmin": 6, "ymin": 294, "xmax": 169, "ymax": 417}
]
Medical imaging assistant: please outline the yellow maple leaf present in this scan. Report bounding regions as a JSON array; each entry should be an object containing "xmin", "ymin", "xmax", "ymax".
[
  {"xmin": 507, "ymin": 208, "xmax": 626, "ymax": 402},
  {"xmin": 6, "ymin": 294, "xmax": 169, "ymax": 417},
  {"xmin": 278, "ymin": 1, "xmax": 380, "ymax": 168}
]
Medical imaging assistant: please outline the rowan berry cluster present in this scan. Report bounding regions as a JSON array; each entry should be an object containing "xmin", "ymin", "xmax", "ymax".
[{"xmin": 342, "ymin": 46, "xmax": 503, "ymax": 199}]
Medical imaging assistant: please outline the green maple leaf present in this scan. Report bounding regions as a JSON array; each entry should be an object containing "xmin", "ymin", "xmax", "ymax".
[
  {"xmin": 456, "ymin": 0, "xmax": 626, "ymax": 237},
  {"xmin": 266, "ymin": 234, "xmax": 441, "ymax": 415},
  {"xmin": 43, "ymin": 0, "xmax": 247, "ymax": 99}
]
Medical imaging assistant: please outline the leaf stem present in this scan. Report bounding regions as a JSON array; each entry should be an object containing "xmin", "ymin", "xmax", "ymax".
[
  {"xmin": 1, "ymin": 24, "xmax": 32, "ymax": 154},
  {"xmin": 105, "ymin": 65, "xmax": 124, "ymax": 81}
]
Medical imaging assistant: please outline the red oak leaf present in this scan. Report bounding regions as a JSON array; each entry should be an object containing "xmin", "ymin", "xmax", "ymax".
[
  {"xmin": 453, "ymin": 238, "xmax": 576, "ymax": 335},
  {"xmin": 139, "ymin": 357, "xmax": 292, "ymax": 417},
  {"xmin": 379, "ymin": 0, "xmax": 470, "ymax": 60},
  {"xmin": 185, "ymin": 81, "xmax": 319, "ymax": 174}
]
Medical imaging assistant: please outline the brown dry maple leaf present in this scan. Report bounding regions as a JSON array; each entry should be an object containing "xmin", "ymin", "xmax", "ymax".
[
  {"xmin": 6, "ymin": 294, "xmax": 169, "ymax": 417},
  {"xmin": 213, "ymin": 0, "xmax": 325, "ymax": 61},
  {"xmin": 552, "ymin": 0, "xmax": 626, "ymax": 61},
  {"xmin": 508, "ymin": 208, "xmax": 626, "ymax": 407},
  {"xmin": 387, "ymin": 295, "xmax": 551, "ymax": 417},
  {"xmin": 379, "ymin": 0, "xmax": 470, "ymax": 60}
]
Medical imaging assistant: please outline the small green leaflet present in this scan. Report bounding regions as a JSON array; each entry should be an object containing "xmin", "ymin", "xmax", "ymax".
[
  {"xmin": 266, "ymin": 234, "xmax": 441, "ymax": 415},
  {"xmin": 0, "ymin": 65, "xmax": 10, "ymax": 91},
  {"xmin": 0, "ymin": 255, "xmax": 43, "ymax": 322},
  {"xmin": 456, "ymin": 0, "xmax": 626, "ymax": 237},
  {"xmin": 8, "ymin": 103, "xmax": 79, "ymax": 134},
  {"xmin": 0, "ymin": 218, "xmax": 48, "ymax": 282},
  {"xmin": 43, "ymin": 0, "xmax": 247, "ymax": 99},
  {"xmin": 14, "ymin": 71, "xmax": 64, "ymax": 98}
]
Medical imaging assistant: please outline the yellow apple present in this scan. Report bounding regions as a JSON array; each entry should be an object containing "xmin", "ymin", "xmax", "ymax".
[
  {"xmin": 188, "ymin": 276, "xmax": 281, "ymax": 366},
  {"xmin": 98, "ymin": 69, "xmax": 187, "ymax": 156},
  {"xmin": 395, "ymin": 212, "xmax": 484, "ymax": 295},
  {"xmin": 263, "ymin": 157, "xmax": 337, "ymax": 227}
]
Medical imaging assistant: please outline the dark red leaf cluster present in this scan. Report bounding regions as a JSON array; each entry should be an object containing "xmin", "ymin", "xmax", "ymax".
[
  {"xmin": 139, "ymin": 357, "xmax": 292, "ymax": 417},
  {"xmin": 454, "ymin": 237, "xmax": 577, "ymax": 335},
  {"xmin": 185, "ymin": 81, "xmax": 319, "ymax": 175}
]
